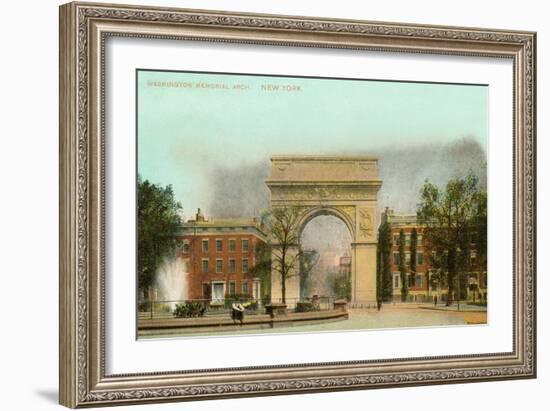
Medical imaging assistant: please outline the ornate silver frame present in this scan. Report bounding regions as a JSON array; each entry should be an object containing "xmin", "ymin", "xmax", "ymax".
[{"xmin": 59, "ymin": 1, "xmax": 536, "ymax": 408}]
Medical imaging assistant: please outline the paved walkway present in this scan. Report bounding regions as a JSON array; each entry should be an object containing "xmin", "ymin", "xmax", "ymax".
[
  {"xmin": 139, "ymin": 304, "xmax": 487, "ymax": 339},
  {"xmin": 420, "ymin": 303, "xmax": 487, "ymax": 312}
]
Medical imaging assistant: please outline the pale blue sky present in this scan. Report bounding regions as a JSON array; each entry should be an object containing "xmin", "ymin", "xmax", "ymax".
[{"xmin": 137, "ymin": 70, "xmax": 487, "ymax": 218}]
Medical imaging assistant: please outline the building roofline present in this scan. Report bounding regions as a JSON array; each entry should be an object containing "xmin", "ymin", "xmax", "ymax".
[
  {"xmin": 178, "ymin": 221, "xmax": 267, "ymax": 241},
  {"xmin": 270, "ymin": 155, "xmax": 378, "ymax": 162},
  {"xmin": 265, "ymin": 180, "xmax": 382, "ymax": 185}
]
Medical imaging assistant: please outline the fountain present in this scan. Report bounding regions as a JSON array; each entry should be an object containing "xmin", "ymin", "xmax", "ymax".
[{"xmin": 155, "ymin": 256, "xmax": 189, "ymax": 308}]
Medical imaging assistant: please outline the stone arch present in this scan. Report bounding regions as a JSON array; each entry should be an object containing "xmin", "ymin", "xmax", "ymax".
[{"xmin": 265, "ymin": 156, "xmax": 382, "ymax": 304}]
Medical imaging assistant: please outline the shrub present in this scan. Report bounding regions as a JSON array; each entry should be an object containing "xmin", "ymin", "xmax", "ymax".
[
  {"xmin": 173, "ymin": 301, "xmax": 206, "ymax": 318},
  {"xmin": 138, "ymin": 301, "xmax": 151, "ymax": 312},
  {"xmin": 295, "ymin": 301, "xmax": 320, "ymax": 313},
  {"xmin": 332, "ymin": 274, "xmax": 351, "ymax": 301},
  {"xmin": 242, "ymin": 300, "xmax": 258, "ymax": 311},
  {"xmin": 156, "ymin": 303, "xmax": 172, "ymax": 313}
]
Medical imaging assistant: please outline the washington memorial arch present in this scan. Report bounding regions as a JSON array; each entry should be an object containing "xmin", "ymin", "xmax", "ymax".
[{"xmin": 265, "ymin": 156, "xmax": 382, "ymax": 303}]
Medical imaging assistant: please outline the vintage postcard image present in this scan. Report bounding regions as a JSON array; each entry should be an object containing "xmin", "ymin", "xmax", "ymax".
[{"xmin": 136, "ymin": 69, "xmax": 488, "ymax": 339}]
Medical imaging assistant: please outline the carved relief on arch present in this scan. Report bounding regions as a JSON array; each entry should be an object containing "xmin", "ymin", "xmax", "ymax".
[
  {"xmin": 358, "ymin": 207, "xmax": 375, "ymax": 240},
  {"xmin": 270, "ymin": 185, "xmax": 376, "ymax": 202}
]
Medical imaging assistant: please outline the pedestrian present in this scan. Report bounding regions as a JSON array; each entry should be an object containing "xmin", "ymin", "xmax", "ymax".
[
  {"xmin": 434, "ymin": 295, "xmax": 438, "ymax": 306},
  {"xmin": 231, "ymin": 303, "xmax": 245, "ymax": 325},
  {"xmin": 377, "ymin": 299, "xmax": 382, "ymax": 311}
]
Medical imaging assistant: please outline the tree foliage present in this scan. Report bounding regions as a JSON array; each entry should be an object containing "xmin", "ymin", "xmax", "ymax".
[
  {"xmin": 332, "ymin": 271, "xmax": 352, "ymax": 301},
  {"xmin": 410, "ymin": 228, "xmax": 417, "ymax": 287},
  {"xmin": 137, "ymin": 176, "xmax": 182, "ymax": 297},
  {"xmin": 474, "ymin": 191, "xmax": 488, "ymax": 269},
  {"xmin": 417, "ymin": 172, "xmax": 487, "ymax": 305},
  {"xmin": 377, "ymin": 217, "xmax": 393, "ymax": 302},
  {"xmin": 250, "ymin": 241, "xmax": 272, "ymax": 300}
]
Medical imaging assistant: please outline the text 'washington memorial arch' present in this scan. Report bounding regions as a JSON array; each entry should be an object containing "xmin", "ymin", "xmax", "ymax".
[{"xmin": 265, "ymin": 156, "xmax": 382, "ymax": 303}]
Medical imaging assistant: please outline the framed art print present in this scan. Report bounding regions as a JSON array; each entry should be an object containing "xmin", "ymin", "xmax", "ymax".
[{"xmin": 59, "ymin": 2, "xmax": 536, "ymax": 407}]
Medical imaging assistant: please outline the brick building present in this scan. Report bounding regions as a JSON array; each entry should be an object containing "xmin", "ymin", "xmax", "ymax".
[
  {"xmin": 382, "ymin": 208, "xmax": 487, "ymax": 302},
  {"xmin": 383, "ymin": 209, "xmax": 431, "ymax": 301},
  {"xmin": 177, "ymin": 209, "xmax": 267, "ymax": 301}
]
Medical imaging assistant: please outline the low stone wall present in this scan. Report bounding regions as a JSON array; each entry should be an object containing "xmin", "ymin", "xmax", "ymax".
[
  {"xmin": 265, "ymin": 303, "xmax": 288, "ymax": 318},
  {"xmin": 138, "ymin": 309, "xmax": 348, "ymax": 331}
]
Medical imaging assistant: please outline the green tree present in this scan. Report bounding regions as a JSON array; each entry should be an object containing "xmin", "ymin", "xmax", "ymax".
[
  {"xmin": 417, "ymin": 172, "xmax": 487, "ymax": 305},
  {"xmin": 250, "ymin": 241, "xmax": 272, "ymax": 301},
  {"xmin": 474, "ymin": 190, "xmax": 488, "ymax": 293},
  {"xmin": 332, "ymin": 271, "xmax": 352, "ymax": 301},
  {"xmin": 377, "ymin": 217, "xmax": 393, "ymax": 302},
  {"xmin": 475, "ymin": 191, "xmax": 488, "ymax": 266},
  {"xmin": 456, "ymin": 218, "xmax": 472, "ymax": 301},
  {"xmin": 429, "ymin": 269, "xmax": 443, "ymax": 292},
  {"xmin": 137, "ymin": 176, "xmax": 182, "ymax": 299},
  {"xmin": 409, "ymin": 228, "xmax": 417, "ymax": 287},
  {"xmin": 266, "ymin": 206, "xmax": 305, "ymax": 304},
  {"xmin": 471, "ymin": 190, "xmax": 488, "ymax": 302},
  {"xmin": 398, "ymin": 229, "xmax": 408, "ymax": 302}
]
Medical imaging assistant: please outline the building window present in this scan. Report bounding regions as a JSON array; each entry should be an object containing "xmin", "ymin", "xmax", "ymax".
[
  {"xmin": 242, "ymin": 281, "xmax": 249, "ymax": 295},
  {"xmin": 182, "ymin": 240, "xmax": 190, "ymax": 253},
  {"xmin": 408, "ymin": 274, "xmax": 414, "ymax": 287},
  {"xmin": 393, "ymin": 273, "xmax": 400, "ymax": 288},
  {"xmin": 202, "ymin": 239, "xmax": 209, "ymax": 252},
  {"xmin": 417, "ymin": 235, "xmax": 423, "ymax": 246},
  {"xmin": 417, "ymin": 273, "xmax": 423, "ymax": 288},
  {"xmin": 405, "ymin": 252, "xmax": 411, "ymax": 264},
  {"xmin": 229, "ymin": 239, "xmax": 236, "ymax": 252},
  {"xmin": 417, "ymin": 252, "xmax": 424, "ymax": 265},
  {"xmin": 201, "ymin": 259, "xmax": 209, "ymax": 274},
  {"xmin": 393, "ymin": 253, "xmax": 400, "ymax": 265},
  {"xmin": 393, "ymin": 235, "xmax": 399, "ymax": 246},
  {"xmin": 242, "ymin": 258, "xmax": 249, "ymax": 273},
  {"xmin": 216, "ymin": 239, "xmax": 223, "ymax": 252},
  {"xmin": 229, "ymin": 258, "xmax": 236, "ymax": 273},
  {"xmin": 216, "ymin": 259, "xmax": 223, "ymax": 273},
  {"xmin": 228, "ymin": 281, "xmax": 236, "ymax": 296},
  {"xmin": 242, "ymin": 239, "xmax": 249, "ymax": 252}
]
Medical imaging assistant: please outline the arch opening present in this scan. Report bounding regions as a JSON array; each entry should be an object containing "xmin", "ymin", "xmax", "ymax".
[{"xmin": 299, "ymin": 215, "xmax": 352, "ymax": 300}]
